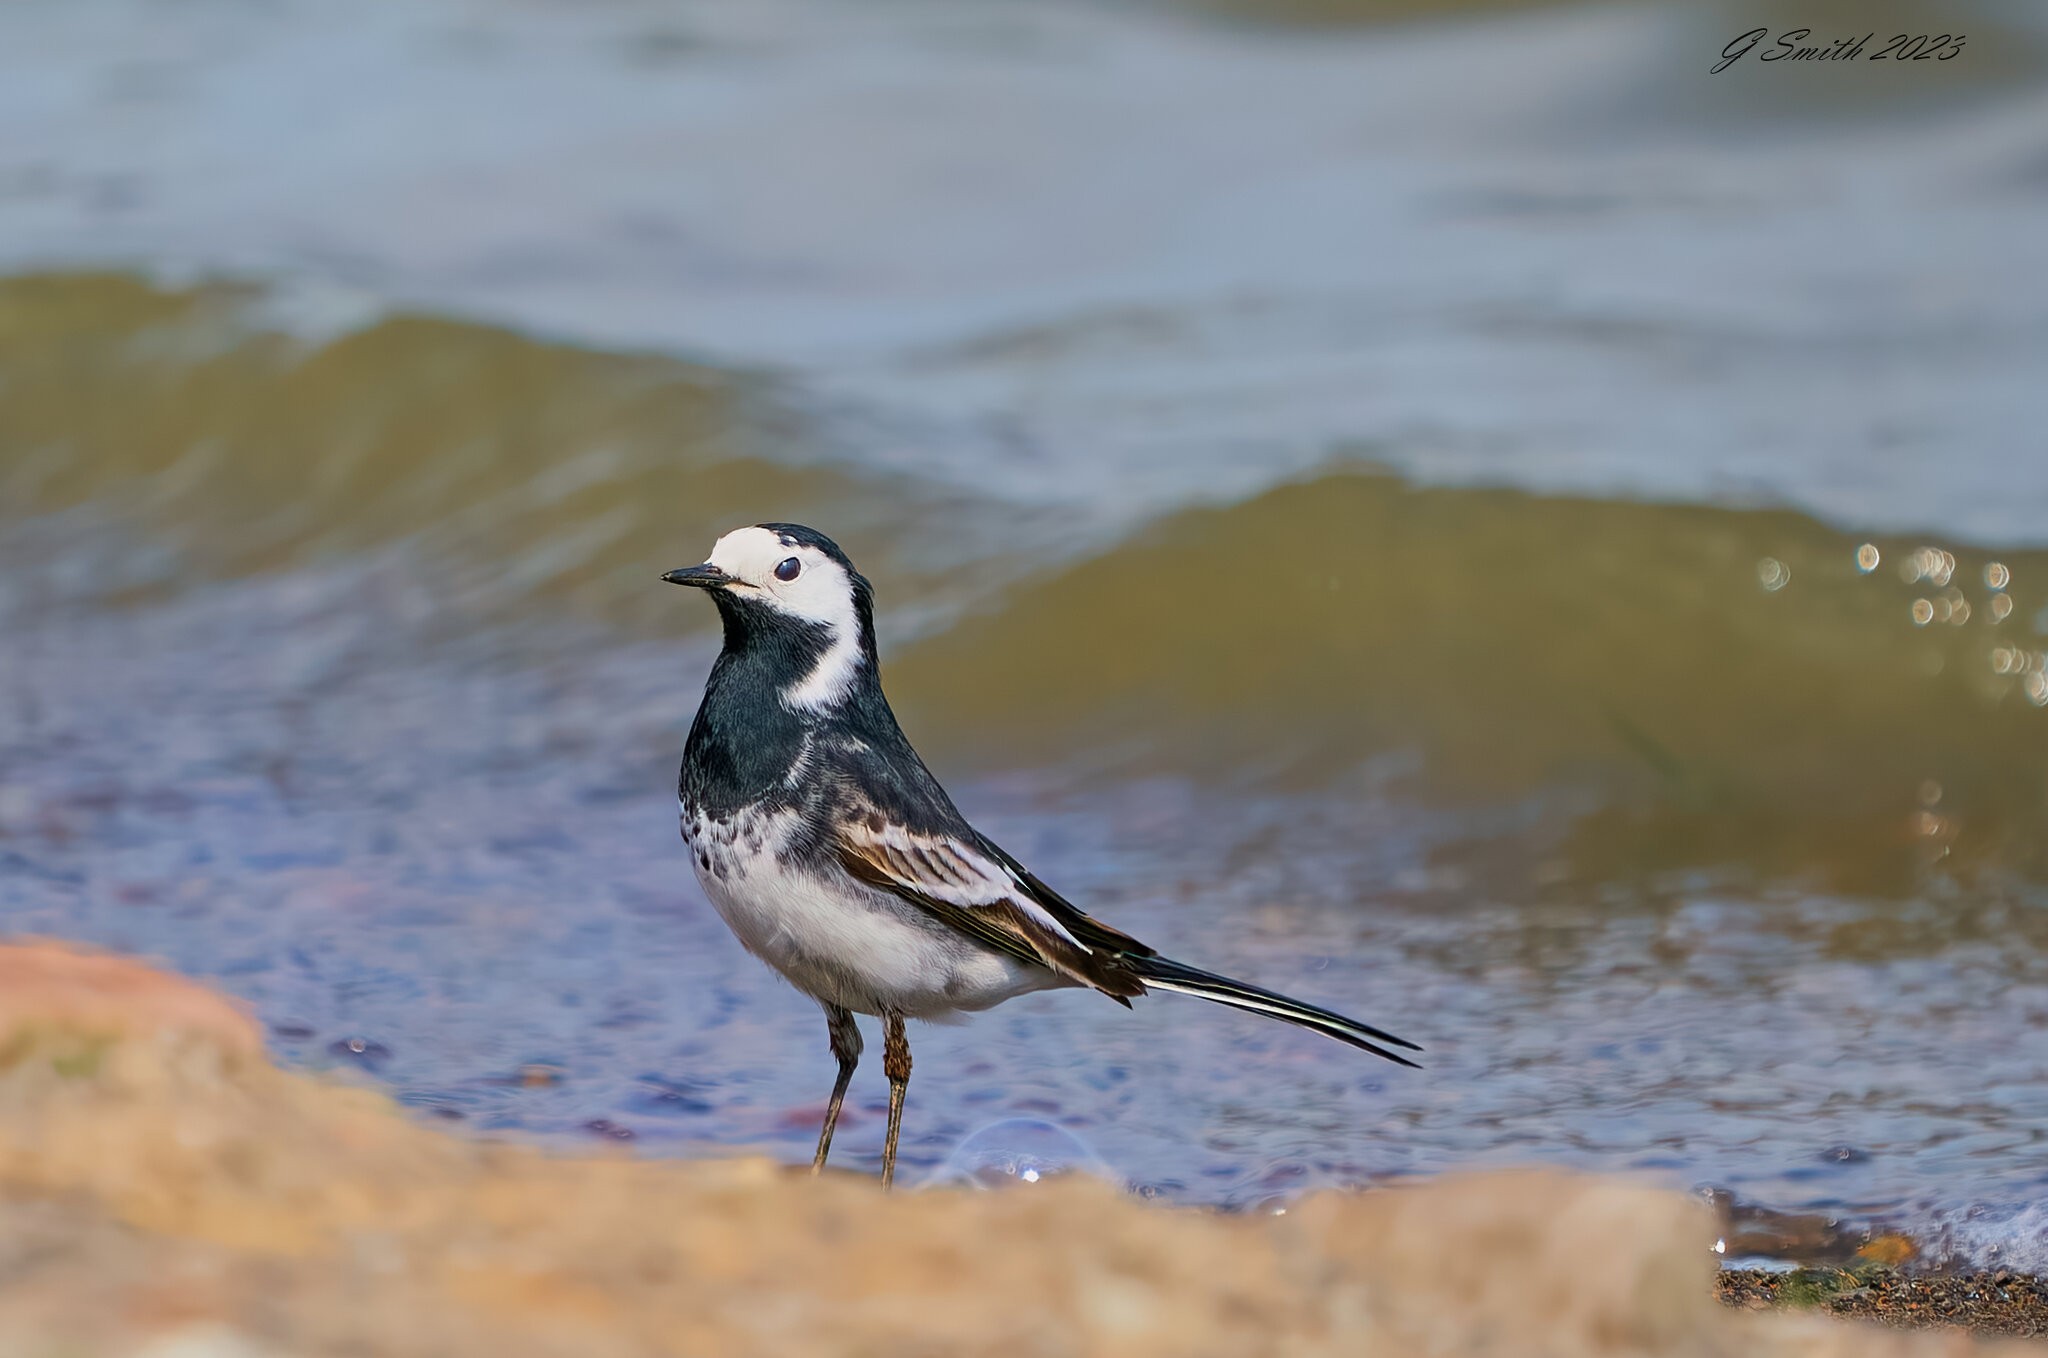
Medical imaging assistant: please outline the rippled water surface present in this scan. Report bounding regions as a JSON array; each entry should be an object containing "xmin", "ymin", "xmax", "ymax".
[{"xmin": 5, "ymin": 0, "xmax": 2048, "ymax": 1270}]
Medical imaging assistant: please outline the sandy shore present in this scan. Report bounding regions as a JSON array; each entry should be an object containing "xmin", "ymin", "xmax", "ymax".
[{"xmin": 1, "ymin": 940, "xmax": 2041, "ymax": 1358}]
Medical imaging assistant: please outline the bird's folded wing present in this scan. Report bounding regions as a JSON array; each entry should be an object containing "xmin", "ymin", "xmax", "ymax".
[
  {"xmin": 834, "ymin": 819, "xmax": 1145, "ymax": 1000},
  {"xmin": 966, "ymin": 832, "xmax": 1152, "ymax": 959}
]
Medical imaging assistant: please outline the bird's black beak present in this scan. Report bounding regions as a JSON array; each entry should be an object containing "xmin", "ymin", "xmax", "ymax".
[{"xmin": 662, "ymin": 563, "xmax": 730, "ymax": 589}]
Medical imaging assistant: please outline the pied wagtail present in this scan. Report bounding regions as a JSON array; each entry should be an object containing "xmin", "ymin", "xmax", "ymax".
[{"xmin": 666, "ymin": 523, "xmax": 1418, "ymax": 1186}]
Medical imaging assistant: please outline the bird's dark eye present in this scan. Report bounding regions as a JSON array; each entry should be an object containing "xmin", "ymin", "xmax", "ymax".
[{"xmin": 774, "ymin": 557, "xmax": 802, "ymax": 582}]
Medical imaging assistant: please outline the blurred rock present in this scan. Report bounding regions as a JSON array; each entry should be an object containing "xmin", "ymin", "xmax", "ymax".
[
  {"xmin": 0, "ymin": 939, "xmax": 261, "ymax": 1057},
  {"xmin": 1856, "ymin": 1236, "xmax": 1920, "ymax": 1269},
  {"xmin": 129, "ymin": 1325, "xmax": 282, "ymax": 1358},
  {"xmin": 0, "ymin": 941, "xmax": 2038, "ymax": 1358}
]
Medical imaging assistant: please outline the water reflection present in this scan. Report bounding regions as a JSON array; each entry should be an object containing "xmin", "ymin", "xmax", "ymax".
[{"xmin": 922, "ymin": 1118, "xmax": 1120, "ymax": 1192}]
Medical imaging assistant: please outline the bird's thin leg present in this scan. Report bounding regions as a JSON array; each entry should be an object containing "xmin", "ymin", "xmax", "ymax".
[
  {"xmin": 812, "ymin": 1003, "xmax": 862, "ymax": 1174},
  {"xmin": 880, "ymin": 1013, "xmax": 912, "ymax": 1190}
]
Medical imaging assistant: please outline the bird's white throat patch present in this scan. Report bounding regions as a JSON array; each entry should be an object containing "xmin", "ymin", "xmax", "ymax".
[
  {"xmin": 704, "ymin": 525, "xmax": 865, "ymax": 711},
  {"xmin": 782, "ymin": 628, "xmax": 862, "ymax": 711}
]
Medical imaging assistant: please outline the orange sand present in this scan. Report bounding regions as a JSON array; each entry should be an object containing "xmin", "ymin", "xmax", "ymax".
[{"xmin": 0, "ymin": 940, "xmax": 2036, "ymax": 1358}]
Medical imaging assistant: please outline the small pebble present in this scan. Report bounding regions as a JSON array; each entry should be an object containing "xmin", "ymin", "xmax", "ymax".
[{"xmin": 1719, "ymin": 1268, "xmax": 2048, "ymax": 1338}]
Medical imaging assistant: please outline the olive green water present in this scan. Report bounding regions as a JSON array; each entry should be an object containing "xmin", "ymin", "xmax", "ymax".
[{"xmin": 5, "ymin": 0, "xmax": 2048, "ymax": 1272}]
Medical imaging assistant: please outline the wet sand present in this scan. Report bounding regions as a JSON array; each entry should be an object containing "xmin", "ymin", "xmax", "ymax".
[{"xmin": 1, "ymin": 941, "xmax": 2040, "ymax": 1358}]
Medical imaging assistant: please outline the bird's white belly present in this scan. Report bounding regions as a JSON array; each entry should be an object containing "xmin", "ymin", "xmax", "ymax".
[{"xmin": 684, "ymin": 806, "xmax": 1055, "ymax": 1018}]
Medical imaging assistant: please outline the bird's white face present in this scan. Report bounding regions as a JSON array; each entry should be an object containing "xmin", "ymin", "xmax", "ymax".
[
  {"xmin": 703, "ymin": 526, "xmax": 858, "ymax": 630},
  {"xmin": 688, "ymin": 525, "xmax": 867, "ymax": 710}
]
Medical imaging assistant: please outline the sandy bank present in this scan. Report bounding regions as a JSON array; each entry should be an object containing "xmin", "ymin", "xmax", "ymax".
[{"xmin": 0, "ymin": 940, "xmax": 2038, "ymax": 1358}]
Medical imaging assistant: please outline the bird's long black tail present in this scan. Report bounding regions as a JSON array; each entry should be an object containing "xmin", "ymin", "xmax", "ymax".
[{"xmin": 1127, "ymin": 954, "xmax": 1421, "ymax": 1068}]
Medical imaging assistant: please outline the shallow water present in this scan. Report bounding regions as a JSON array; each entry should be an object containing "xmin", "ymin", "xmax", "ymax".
[{"xmin": 4, "ymin": 0, "xmax": 2048, "ymax": 1270}]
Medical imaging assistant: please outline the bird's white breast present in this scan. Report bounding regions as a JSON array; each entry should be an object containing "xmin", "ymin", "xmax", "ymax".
[{"xmin": 681, "ymin": 802, "xmax": 1056, "ymax": 1019}]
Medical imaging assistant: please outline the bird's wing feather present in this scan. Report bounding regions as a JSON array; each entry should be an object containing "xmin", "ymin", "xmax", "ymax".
[
  {"xmin": 834, "ymin": 816, "xmax": 1146, "ymax": 1001},
  {"xmin": 967, "ymin": 831, "xmax": 1154, "ymax": 959}
]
